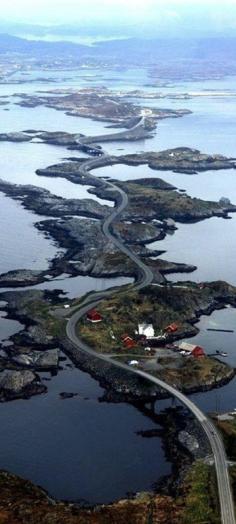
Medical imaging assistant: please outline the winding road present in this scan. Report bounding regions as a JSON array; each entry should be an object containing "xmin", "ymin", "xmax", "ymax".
[
  {"xmin": 76, "ymin": 115, "xmax": 150, "ymax": 146},
  {"xmin": 65, "ymin": 120, "xmax": 235, "ymax": 524}
]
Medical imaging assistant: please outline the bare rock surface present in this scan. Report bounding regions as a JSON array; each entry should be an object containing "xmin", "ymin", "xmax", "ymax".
[{"xmin": 0, "ymin": 369, "xmax": 46, "ymax": 401}]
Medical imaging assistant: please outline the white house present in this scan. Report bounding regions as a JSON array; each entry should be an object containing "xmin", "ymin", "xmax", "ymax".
[{"xmin": 138, "ymin": 323, "xmax": 155, "ymax": 338}]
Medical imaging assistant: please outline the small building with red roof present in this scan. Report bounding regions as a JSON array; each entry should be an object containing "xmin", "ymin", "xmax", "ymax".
[
  {"xmin": 121, "ymin": 334, "xmax": 136, "ymax": 349},
  {"xmin": 179, "ymin": 342, "xmax": 205, "ymax": 358},
  {"xmin": 164, "ymin": 323, "xmax": 179, "ymax": 334},
  {"xmin": 191, "ymin": 346, "xmax": 205, "ymax": 358},
  {"xmin": 87, "ymin": 309, "xmax": 102, "ymax": 323}
]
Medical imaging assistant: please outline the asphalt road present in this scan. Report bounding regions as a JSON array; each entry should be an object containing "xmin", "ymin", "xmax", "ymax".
[{"xmin": 65, "ymin": 121, "xmax": 235, "ymax": 524}]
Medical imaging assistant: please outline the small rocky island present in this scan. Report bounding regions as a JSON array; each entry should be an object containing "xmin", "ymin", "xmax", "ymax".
[
  {"xmin": 76, "ymin": 281, "xmax": 236, "ymax": 396},
  {"xmin": 1, "ymin": 280, "xmax": 235, "ymax": 403}
]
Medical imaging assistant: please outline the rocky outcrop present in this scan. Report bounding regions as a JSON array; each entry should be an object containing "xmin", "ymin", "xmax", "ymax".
[
  {"xmin": 0, "ymin": 178, "xmax": 109, "ymax": 219},
  {"xmin": 38, "ymin": 216, "xmax": 195, "ymax": 282},
  {"xmin": 23, "ymin": 325, "xmax": 54, "ymax": 345},
  {"xmin": 38, "ymin": 130, "xmax": 79, "ymax": 146},
  {"xmin": 0, "ymin": 269, "xmax": 47, "ymax": 287},
  {"xmin": 0, "ymin": 470, "xmax": 181, "ymax": 524},
  {"xmin": 178, "ymin": 431, "xmax": 200, "ymax": 454},
  {"xmin": 10, "ymin": 348, "xmax": 60, "ymax": 370},
  {"xmin": 146, "ymin": 259, "xmax": 197, "ymax": 282},
  {"xmin": 119, "ymin": 147, "xmax": 236, "ymax": 173},
  {"xmin": 124, "ymin": 177, "xmax": 176, "ymax": 190},
  {"xmin": 113, "ymin": 221, "xmax": 164, "ymax": 244},
  {"xmin": 0, "ymin": 370, "xmax": 46, "ymax": 401},
  {"xmin": 36, "ymin": 160, "xmax": 108, "ymax": 187},
  {"xmin": 0, "ymin": 131, "xmax": 32, "ymax": 142},
  {"xmin": 92, "ymin": 179, "xmax": 236, "ymax": 222}
]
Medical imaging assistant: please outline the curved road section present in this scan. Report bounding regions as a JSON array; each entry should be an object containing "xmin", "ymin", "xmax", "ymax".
[{"xmin": 66, "ymin": 124, "xmax": 235, "ymax": 524}]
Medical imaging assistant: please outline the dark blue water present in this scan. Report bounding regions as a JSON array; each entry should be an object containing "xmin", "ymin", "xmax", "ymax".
[
  {"xmin": 0, "ymin": 192, "xmax": 60, "ymax": 274},
  {"xmin": 0, "ymin": 364, "xmax": 171, "ymax": 503}
]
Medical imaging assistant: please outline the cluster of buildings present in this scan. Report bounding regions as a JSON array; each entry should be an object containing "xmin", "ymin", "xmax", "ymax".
[
  {"xmin": 86, "ymin": 310, "xmax": 205, "ymax": 358},
  {"xmin": 177, "ymin": 342, "xmax": 205, "ymax": 358}
]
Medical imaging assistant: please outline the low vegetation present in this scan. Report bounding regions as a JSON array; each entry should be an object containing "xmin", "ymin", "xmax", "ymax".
[
  {"xmin": 179, "ymin": 461, "xmax": 220, "ymax": 524},
  {"xmin": 215, "ymin": 415, "xmax": 236, "ymax": 460},
  {"xmin": 77, "ymin": 283, "xmax": 235, "ymax": 391}
]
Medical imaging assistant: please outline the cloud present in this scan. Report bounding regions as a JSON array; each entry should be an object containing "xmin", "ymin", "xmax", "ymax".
[{"xmin": 1, "ymin": 0, "xmax": 236, "ymax": 33}]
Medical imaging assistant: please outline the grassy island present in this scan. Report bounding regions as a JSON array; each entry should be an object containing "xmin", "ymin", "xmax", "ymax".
[{"xmin": 77, "ymin": 282, "xmax": 236, "ymax": 392}]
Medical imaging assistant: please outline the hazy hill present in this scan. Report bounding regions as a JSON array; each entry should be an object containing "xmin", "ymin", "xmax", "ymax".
[
  {"xmin": 1, "ymin": 33, "xmax": 236, "ymax": 78},
  {"xmin": 0, "ymin": 33, "xmax": 90, "ymax": 55}
]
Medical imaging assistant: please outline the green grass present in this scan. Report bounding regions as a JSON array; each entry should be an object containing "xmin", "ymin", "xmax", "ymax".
[
  {"xmin": 229, "ymin": 466, "xmax": 236, "ymax": 514},
  {"xmin": 180, "ymin": 461, "xmax": 220, "ymax": 524},
  {"xmin": 76, "ymin": 285, "xmax": 233, "ymax": 388},
  {"xmin": 122, "ymin": 181, "xmax": 223, "ymax": 221},
  {"xmin": 216, "ymin": 417, "xmax": 236, "ymax": 461},
  {"xmin": 25, "ymin": 299, "xmax": 66, "ymax": 338}
]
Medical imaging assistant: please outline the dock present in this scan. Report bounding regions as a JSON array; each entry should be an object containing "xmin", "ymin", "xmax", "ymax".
[{"xmin": 207, "ymin": 328, "xmax": 234, "ymax": 333}]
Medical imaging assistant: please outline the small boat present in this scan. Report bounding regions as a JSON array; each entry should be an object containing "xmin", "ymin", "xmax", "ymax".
[{"xmin": 216, "ymin": 350, "xmax": 228, "ymax": 357}]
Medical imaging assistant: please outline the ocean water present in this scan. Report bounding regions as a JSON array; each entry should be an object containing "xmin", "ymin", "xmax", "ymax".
[
  {"xmin": 0, "ymin": 193, "xmax": 60, "ymax": 274},
  {"xmin": 0, "ymin": 140, "xmax": 113, "ymax": 205},
  {"xmin": 0, "ymin": 365, "xmax": 171, "ymax": 503},
  {"xmin": 96, "ymin": 75, "xmax": 236, "ymax": 157},
  {"xmin": 147, "ymin": 165, "xmax": 236, "ymax": 285}
]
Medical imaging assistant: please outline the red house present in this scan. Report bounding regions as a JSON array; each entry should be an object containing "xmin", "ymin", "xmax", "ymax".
[
  {"xmin": 121, "ymin": 334, "xmax": 136, "ymax": 349},
  {"xmin": 191, "ymin": 346, "xmax": 205, "ymax": 358},
  {"xmin": 87, "ymin": 309, "xmax": 102, "ymax": 323},
  {"xmin": 164, "ymin": 323, "xmax": 179, "ymax": 334}
]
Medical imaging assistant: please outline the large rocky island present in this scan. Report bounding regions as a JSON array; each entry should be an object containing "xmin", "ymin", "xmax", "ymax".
[{"xmin": 15, "ymin": 88, "xmax": 191, "ymax": 126}]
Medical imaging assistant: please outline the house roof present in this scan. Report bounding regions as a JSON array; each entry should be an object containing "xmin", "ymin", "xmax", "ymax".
[
  {"xmin": 179, "ymin": 342, "xmax": 204, "ymax": 353},
  {"xmin": 165, "ymin": 323, "xmax": 178, "ymax": 331},
  {"xmin": 87, "ymin": 309, "xmax": 102, "ymax": 320},
  {"xmin": 138, "ymin": 323, "xmax": 155, "ymax": 337}
]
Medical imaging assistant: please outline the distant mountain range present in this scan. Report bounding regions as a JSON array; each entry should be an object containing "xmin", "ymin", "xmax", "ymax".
[
  {"xmin": 95, "ymin": 37, "xmax": 236, "ymax": 62},
  {"xmin": 1, "ymin": 33, "xmax": 236, "ymax": 62},
  {"xmin": 0, "ymin": 32, "xmax": 236, "ymax": 79},
  {"xmin": 0, "ymin": 21, "xmax": 132, "ymax": 39},
  {"xmin": 0, "ymin": 33, "xmax": 89, "ymax": 55}
]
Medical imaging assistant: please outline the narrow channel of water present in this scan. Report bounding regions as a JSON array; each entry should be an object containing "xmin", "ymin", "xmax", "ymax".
[
  {"xmin": 0, "ymin": 193, "xmax": 60, "ymax": 274},
  {"xmin": 151, "ymin": 215, "xmax": 236, "ymax": 285},
  {"xmin": 0, "ymin": 311, "xmax": 22, "ymax": 344},
  {"xmin": 0, "ymin": 275, "xmax": 133, "ymax": 300}
]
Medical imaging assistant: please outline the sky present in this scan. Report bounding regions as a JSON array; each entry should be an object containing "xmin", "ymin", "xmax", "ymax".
[{"xmin": 1, "ymin": 0, "xmax": 236, "ymax": 35}]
